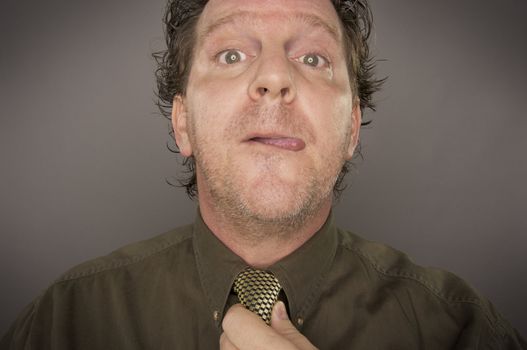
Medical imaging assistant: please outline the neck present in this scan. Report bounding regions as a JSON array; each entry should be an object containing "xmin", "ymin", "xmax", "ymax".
[{"xmin": 198, "ymin": 194, "xmax": 331, "ymax": 269}]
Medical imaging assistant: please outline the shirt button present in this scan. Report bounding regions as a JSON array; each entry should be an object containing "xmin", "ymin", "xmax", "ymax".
[
  {"xmin": 297, "ymin": 317, "xmax": 304, "ymax": 326},
  {"xmin": 213, "ymin": 310, "xmax": 220, "ymax": 321}
]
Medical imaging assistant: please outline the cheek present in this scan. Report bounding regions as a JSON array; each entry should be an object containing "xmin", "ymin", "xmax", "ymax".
[
  {"xmin": 189, "ymin": 63, "xmax": 248, "ymax": 101},
  {"xmin": 187, "ymin": 77, "xmax": 247, "ymax": 126},
  {"xmin": 302, "ymin": 90, "xmax": 353, "ymax": 138},
  {"xmin": 325, "ymin": 91, "xmax": 354, "ymax": 134}
]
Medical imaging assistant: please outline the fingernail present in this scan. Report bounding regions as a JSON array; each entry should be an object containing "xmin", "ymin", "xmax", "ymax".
[{"xmin": 275, "ymin": 301, "xmax": 288, "ymax": 320}]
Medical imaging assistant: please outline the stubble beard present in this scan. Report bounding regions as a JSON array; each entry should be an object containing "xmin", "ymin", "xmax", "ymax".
[{"xmin": 189, "ymin": 102, "xmax": 347, "ymax": 242}]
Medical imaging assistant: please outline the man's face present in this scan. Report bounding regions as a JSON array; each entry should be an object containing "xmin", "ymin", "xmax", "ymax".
[{"xmin": 173, "ymin": 0, "xmax": 361, "ymax": 224}]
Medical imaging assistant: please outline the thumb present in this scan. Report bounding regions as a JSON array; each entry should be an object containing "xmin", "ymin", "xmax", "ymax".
[{"xmin": 270, "ymin": 302, "xmax": 317, "ymax": 349}]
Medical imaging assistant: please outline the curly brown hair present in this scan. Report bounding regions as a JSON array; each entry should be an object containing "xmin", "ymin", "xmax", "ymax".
[{"xmin": 153, "ymin": 0, "xmax": 384, "ymax": 199}]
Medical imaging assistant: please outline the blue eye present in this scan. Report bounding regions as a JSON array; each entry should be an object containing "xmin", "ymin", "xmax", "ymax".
[
  {"xmin": 218, "ymin": 49, "xmax": 247, "ymax": 64},
  {"xmin": 298, "ymin": 53, "xmax": 328, "ymax": 68}
]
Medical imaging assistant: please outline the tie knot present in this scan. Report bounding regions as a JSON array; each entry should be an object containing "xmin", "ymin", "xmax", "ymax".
[{"xmin": 233, "ymin": 267, "xmax": 282, "ymax": 324}]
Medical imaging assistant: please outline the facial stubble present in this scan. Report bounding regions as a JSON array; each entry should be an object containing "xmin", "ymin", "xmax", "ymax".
[{"xmin": 188, "ymin": 102, "xmax": 349, "ymax": 242}]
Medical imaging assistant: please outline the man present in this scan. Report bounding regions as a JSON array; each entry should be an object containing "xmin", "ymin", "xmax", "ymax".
[{"xmin": 1, "ymin": 0, "xmax": 525, "ymax": 349}]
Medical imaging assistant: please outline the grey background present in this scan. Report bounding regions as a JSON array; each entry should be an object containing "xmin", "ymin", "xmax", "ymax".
[{"xmin": 1, "ymin": 0, "xmax": 526, "ymax": 338}]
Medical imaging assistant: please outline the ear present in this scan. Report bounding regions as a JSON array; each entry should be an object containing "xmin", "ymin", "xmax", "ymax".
[
  {"xmin": 171, "ymin": 95, "xmax": 193, "ymax": 157},
  {"xmin": 345, "ymin": 99, "xmax": 362, "ymax": 160}
]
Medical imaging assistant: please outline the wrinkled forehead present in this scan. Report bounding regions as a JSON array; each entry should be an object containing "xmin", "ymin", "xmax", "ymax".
[{"xmin": 197, "ymin": 0, "xmax": 342, "ymax": 41}]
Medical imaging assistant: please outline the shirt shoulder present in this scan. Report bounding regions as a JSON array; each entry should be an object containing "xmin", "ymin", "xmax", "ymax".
[
  {"xmin": 1, "ymin": 224, "xmax": 197, "ymax": 349},
  {"xmin": 56, "ymin": 224, "xmax": 194, "ymax": 283},
  {"xmin": 336, "ymin": 228, "xmax": 481, "ymax": 302},
  {"xmin": 335, "ymin": 228, "xmax": 523, "ymax": 346}
]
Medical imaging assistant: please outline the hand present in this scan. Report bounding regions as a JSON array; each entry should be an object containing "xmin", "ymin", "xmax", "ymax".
[{"xmin": 220, "ymin": 302, "xmax": 318, "ymax": 350}]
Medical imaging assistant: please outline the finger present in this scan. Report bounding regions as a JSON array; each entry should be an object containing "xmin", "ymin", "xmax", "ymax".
[
  {"xmin": 271, "ymin": 302, "xmax": 318, "ymax": 350},
  {"xmin": 220, "ymin": 332, "xmax": 240, "ymax": 350},
  {"xmin": 222, "ymin": 304, "xmax": 294, "ymax": 349}
]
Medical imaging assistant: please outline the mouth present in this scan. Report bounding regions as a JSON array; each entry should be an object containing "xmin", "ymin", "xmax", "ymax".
[{"xmin": 245, "ymin": 134, "xmax": 306, "ymax": 152}]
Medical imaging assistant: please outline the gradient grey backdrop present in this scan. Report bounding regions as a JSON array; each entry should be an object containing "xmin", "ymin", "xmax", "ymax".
[{"xmin": 1, "ymin": 0, "xmax": 526, "ymax": 338}]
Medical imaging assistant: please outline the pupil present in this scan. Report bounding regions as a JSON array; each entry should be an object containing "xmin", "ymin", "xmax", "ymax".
[
  {"xmin": 226, "ymin": 51, "xmax": 240, "ymax": 64},
  {"xmin": 305, "ymin": 55, "xmax": 318, "ymax": 66}
]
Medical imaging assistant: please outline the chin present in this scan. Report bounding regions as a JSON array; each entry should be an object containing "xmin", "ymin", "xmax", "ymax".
[{"xmin": 239, "ymin": 178, "xmax": 321, "ymax": 224}]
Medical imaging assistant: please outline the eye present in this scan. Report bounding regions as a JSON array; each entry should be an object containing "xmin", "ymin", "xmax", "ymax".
[
  {"xmin": 297, "ymin": 53, "xmax": 328, "ymax": 68},
  {"xmin": 217, "ymin": 49, "xmax": 247, "ymax": 65}
]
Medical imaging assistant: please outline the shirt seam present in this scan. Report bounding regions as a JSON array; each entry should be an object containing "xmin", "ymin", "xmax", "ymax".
[
  {"xmin": 26, "ymin": 296, "xmax": 41, "ymax": 349},
  {"xmin": 343, "ymin": 243, "xmax": 508, "ymax": 340},
  {"xmin": 55, "ymin": 234, "xmax": 193, "ymax": 283}
]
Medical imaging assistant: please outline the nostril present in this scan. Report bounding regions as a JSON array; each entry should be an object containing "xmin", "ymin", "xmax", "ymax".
[{"xmin": 258, "ymin": 87, "xmax": 269, "ymax": 96}]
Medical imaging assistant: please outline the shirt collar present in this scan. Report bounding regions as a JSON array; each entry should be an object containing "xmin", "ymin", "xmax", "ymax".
[
  {"xmin": 192, "ymin": 209, "xmax": 338, "ymax": 327},
  {"xmin": 192, "ymin": 210, "xmax": 246, "ymax": 328},
  {"xmin": 268, "ymin": 212, "xmax": 338, "ymax": 321}
]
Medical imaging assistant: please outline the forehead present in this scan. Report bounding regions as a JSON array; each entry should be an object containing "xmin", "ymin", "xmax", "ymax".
[{"xmin": 198, "ymin": 0, "xmax": 341, "ymax": 39}]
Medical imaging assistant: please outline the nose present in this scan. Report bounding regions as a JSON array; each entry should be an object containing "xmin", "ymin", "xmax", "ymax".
[{"xmin": 248, "ymin": 51, "xmax": 296, "ymax": 104}]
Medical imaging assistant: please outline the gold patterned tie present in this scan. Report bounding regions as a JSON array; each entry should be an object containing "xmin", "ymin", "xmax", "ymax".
[{"xmin": 233, "ymin": 267, "xmax": 282, "ymax": 325}]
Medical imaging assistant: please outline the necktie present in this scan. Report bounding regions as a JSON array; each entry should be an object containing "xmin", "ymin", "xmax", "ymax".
[{"xmin": 233, "ymin": 267, "xmax": 282, "ymax": 325}]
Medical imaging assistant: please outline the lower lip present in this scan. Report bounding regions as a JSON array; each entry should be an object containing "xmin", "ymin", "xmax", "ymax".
[{"xmin": 248, "ymin": 137, "xmax": 306, "ymax": 151}]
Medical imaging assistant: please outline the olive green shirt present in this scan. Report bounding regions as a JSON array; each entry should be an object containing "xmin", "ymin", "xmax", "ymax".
[{"xmin": 2, "ymin": 212, "xmax": 525, "ymax": 349}]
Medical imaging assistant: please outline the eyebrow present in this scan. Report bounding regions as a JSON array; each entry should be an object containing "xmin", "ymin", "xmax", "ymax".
[{"xmin": 199, "ymin": 10, "xmax": 340, "ymax": 44}]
